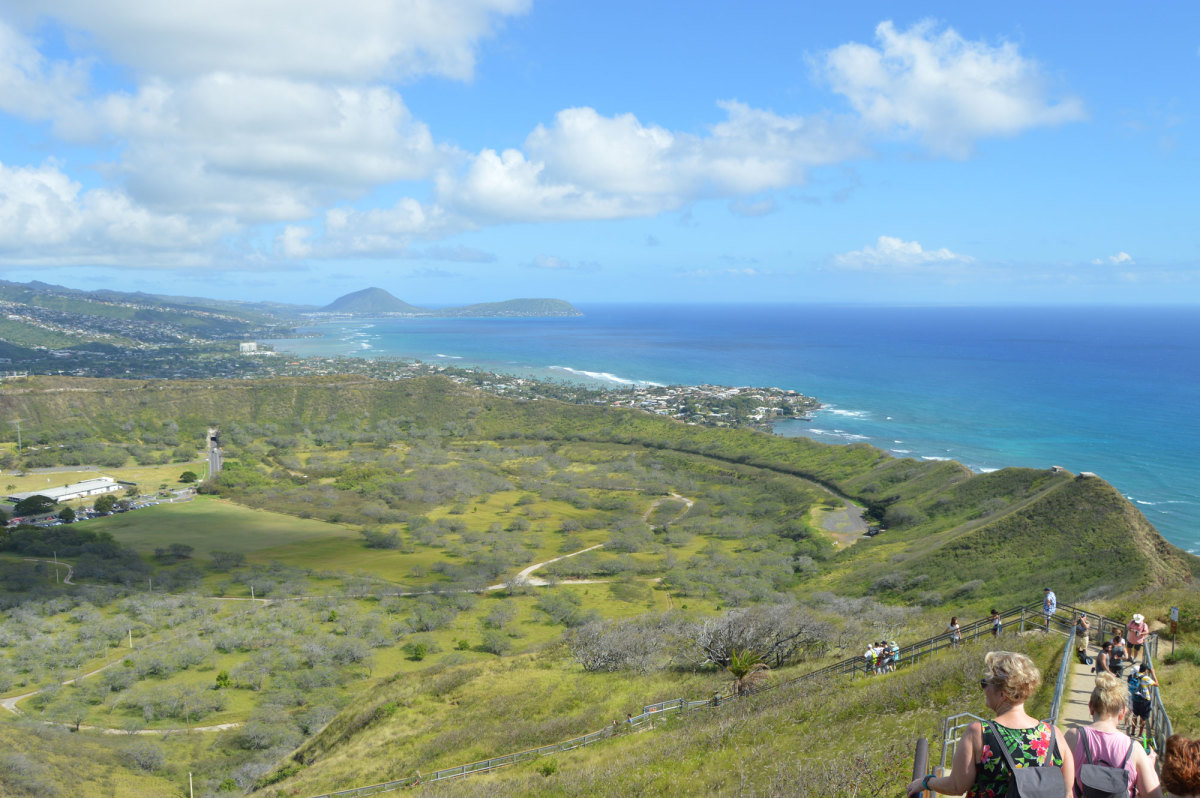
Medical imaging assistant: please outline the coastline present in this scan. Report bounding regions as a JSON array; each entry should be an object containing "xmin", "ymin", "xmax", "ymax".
[{"xmin": 261, "ymin": 306, "xmax": 1200, "ymax": 553}]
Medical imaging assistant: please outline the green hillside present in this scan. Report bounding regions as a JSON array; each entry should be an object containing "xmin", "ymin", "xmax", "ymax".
[{"xmin": 0, "ymin": 374, "xmax": 1195, "ymax": 796}]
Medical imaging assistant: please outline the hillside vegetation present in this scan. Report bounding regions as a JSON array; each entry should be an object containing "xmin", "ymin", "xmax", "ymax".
[{"xmin": 0, "ymin": 374, "xmax": 1194, "ymax": 796}]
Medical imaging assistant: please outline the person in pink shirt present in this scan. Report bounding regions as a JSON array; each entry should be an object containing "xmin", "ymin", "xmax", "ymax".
[
  {"xmin": 1064, "ymin": 672, "xmax": 1162, "ymax": 798},
  {"xmin": 1127, "ymin": 613, "xmax": 1150, "ymax": 663}
]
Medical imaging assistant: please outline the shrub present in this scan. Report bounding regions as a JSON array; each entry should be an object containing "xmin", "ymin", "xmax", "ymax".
[{"xmin": 123, "ymin": 741, "xmax": 166, "ymax": 772}]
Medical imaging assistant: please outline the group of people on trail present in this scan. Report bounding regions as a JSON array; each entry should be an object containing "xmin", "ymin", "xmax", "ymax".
[
  {"xmin": 863, "ymin": 640, "xmax": 900, "ymax": 674},
  {"xmin": 906, "ymin": 650, "xmax": 1200, "ymax": 798}
]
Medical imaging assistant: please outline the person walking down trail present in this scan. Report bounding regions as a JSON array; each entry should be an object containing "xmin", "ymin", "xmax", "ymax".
[
  {"xmin": 947, "ymin": 617, "xmax": 962, "ymax": 648},
  {"xmin": 1127, "ymin": 614, "xmax": 1150, "ymax": 663},
  {"xmin": 1129, "ymin": 663, "xmax": 1159, "ymax": 740},
  {"xmin": 991, "ymin": 609, "xmax": 1003, "ymax": 638},
  {"xmin": 906, "ymin": 651, "xmax": 1073, "ymax": 797},
  {"xmin": 1161, "ymin": 735, "xmax": 1200, "ymax": 797},
  {"xmin": 1044, "ymin": 587, "xmax": 1058, "ymax": 631},
  {"xmin": 1064, "ymin": 672, "xmax": 1162, "ymax": 798}
]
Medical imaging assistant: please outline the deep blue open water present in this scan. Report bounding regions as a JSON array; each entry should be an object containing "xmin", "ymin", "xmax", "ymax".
[{"xmin": 267, "ymin": 304, "xmax": 1200, "ymax": 552}]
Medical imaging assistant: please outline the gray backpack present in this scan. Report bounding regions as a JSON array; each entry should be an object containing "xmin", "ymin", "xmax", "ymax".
[
  {"xmin": 989, "ymin": 722, "xmax": 1067, "ymax": 798},
  {"xmin": 1075, "ymin": 728, "xmax": 1133, "ymax": 798}
]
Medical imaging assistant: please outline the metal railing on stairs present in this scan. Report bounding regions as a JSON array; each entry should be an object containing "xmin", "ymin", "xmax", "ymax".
[
  {"xmin": 309, "ymin": 601, "xmax": 1159, "ymax": 797},
  {"xmin": 933, "ymin": 602, "xmax": 1175, "ymax": 783}
]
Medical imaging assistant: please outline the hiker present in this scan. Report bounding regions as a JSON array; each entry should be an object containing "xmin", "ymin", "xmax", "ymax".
[
  {"xmin": 1126, "ymin": 613, "xmax": 1149, "ymax": 663},
  {"xmin": 906, "ymin": 650, "xmax": 1073, "ymax": 797},
  {"xmin": 1162, "ymin": 735, "xmax": 1200, "ymax": 797},
  {"xmin": 888, "ymin": 640, "xmax": 900, "ymax": 672},
  {"xmin": 1044, "ymin": 587, "xmax": 1057, "ymax": 631},
  {"xmin": 1111, "ymin": 634, "xmax": 1128, "ymax": 676},
  {"xmin": 874, "ymin": 641, "xmax": 887, "ymax": 675},
  {"xmin": 1064, "ymin": 672, "xmax": 1161, "ymax": 798},
  {"xmin": 946, "ymin": 617, "xmax": 962, "ymax": 648},
  {"xmin": 877, "ymin": 641, "xmax": 892, "ymax": 673},
  {"xmin": 863, "ymin": 643, "xmax": 876, "ymax": 675},
  {"xmin": 1076, "ymin": 614, "xmax": 1091, "ymax": 651},
  {"xmin": 991, "ymin": 609, "xmax": 1002, "ymax": 637},
  {"xmin": 1129, "ymin": 663, "xmax": 1158, "ymax": 740},
  {"xmin": 1095, "ymin": 641, "xmax": 1118, "ymax": 677}
]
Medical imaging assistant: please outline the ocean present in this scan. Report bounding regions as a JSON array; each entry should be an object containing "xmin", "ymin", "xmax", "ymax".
[{"xmin": 265, "ymin": 304, "xmax": 1200, "ymax": 553}]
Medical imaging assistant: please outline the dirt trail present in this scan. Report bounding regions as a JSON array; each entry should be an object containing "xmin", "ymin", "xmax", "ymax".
[{"xmin": 642, "ymin": 492, "xmax": 694, "ymax": 528}]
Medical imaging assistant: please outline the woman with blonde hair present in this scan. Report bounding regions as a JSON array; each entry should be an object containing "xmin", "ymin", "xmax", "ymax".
[
  {"xmin": 908, "ymin": 651, "xmax": 1073, "ymax": 797},
  {"xmin": 1063, "ymin": 671, "xmax": 1161, "ymax": 797},
  {"xmin": 1162, "ymin": 735, "xmax": 1200, "ymax": 797}
]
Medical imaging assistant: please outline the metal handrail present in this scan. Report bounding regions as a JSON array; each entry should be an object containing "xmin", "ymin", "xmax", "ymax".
[
  {"xmin": 939, "ymin": 712, "xmax": 988, "ymax": 776},
  {"xmin": 1047, "ymin": 625, "xmax": 1077, "ymax": 726},
  {"xmin": 308, "ymin": 600, "xmax": 1158, "ymax": 796},
  {"xmin": 1140, "ymin": 640, "xmax": 1174, "ymax": 755},
  {"xmin": 912, "ymin": 737, "xmax": 930, "ymax": 797}
]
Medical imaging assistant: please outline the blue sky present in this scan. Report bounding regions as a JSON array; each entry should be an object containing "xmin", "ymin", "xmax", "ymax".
[{"xmin": 0, "ymin": 1, "xmax": 1195, "ymax": 305}]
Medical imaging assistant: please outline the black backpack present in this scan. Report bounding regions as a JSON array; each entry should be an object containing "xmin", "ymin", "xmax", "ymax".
[
  {"xmin": 1075, "ymin": 728, "xmax": 1133, "ymax": 798},
  {"xmin": 989, "ymin": 722, "xmax": 1067, "ymax": 798}
]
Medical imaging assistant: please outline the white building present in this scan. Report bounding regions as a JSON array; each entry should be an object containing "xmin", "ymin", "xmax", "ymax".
[
  {"xmin": 8, "ymin": 476, "xmax": 124, "ymax": 504},
  {"xmin": 239, "ymin": 342, "xmax": 258, "ymax": 354}
]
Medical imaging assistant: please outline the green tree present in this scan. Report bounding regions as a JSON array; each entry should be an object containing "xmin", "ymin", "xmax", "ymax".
[
  {"xmin": 93, "ymin": 494, "xmax": 116, "ymax": 514},
  {"xmin": 13, "ymin": 495, "xmax": 55, "ymax": 516},
  {"xmin": 726, "ymin": 649, "xmax": 769, "ymax": 696},
  {"xmin": 57, "ymin": 506, "xmax": 76, "ymax": 523},
  {"xmin": 179, "ymin": 471, "xmax": 198, "ymax": 484}
]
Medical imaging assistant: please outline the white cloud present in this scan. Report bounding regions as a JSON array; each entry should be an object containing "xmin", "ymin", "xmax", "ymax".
[
  {"xmin": 0, "ymin": 160, "xmax": 229, "ymax": 265},
  {"xmin": 729, "ymin": 197, "xmax": 777, "ymax": 217},
  {"xmin": 834, "ymin": 235, "xmax": 973, "ymax": 270},
  {"xmin": 822, "ymin": 20, "xmax": 1085, "ymax": 157},
  {"xmin": 530, "ymin": 255, "xmax": 571, "ymax": 270},
  {"xmin": 441, "ymin": 102, "xmax": 863, "ymax": 223},
  {"xmin": 1091, "ymin": 251, "xmax": 1134, "ymax": 265},
  {"xmin": 1, "ymin": 0, "xmax": 530, "ymax": 83},
  {"xmin": 676, "ymin": 267, "xmax": 774, "ymax": 278}
]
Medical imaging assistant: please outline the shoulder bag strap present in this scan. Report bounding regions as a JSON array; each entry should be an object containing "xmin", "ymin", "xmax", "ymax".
[
  {"xmin": 989, "ymin": 722, "xmax": 1024, "ymax": 776},
  {"xmin": 1079, "ymin": 726, "xmax": 1094, "ymax": 765}
]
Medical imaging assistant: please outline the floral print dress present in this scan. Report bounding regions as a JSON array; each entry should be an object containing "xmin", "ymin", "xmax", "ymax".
[{"xmin": 967, "ymin": 720, "xmax": 1061, "ymax": 798}]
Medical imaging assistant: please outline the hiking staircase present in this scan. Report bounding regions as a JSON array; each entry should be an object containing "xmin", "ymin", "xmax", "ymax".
[
  {"xmin": 915, "ymin": 602, "xmax": 1173, "ymax": 798},
  {"xmin": 309, "ymin": 601, "xmax": 1141, "ymax": 797}
]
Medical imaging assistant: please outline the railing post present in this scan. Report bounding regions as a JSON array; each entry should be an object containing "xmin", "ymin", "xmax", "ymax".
[
  {"xmin": 1020, "ymin": 607, "xmax": 1026, "ymax": 633},
  {"xmin": 913, "ymin": 737, "xmax": 929, "ymax": 797}
]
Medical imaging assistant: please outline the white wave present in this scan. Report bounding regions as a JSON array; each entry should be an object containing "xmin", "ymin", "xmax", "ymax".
[
  {"xmin": 922, "ymin": 456, "xmax": 952, "ymax": 461},
  {"xmin": 893, "ymin": 440, "xmax": 904, "ymax": 444},
  {"xmin": 359, "ymin": 343, "xmax": 372, "ymax": 350},
  {"xmin": 979, "ymin": 467, "xmax": 999, "ymax": 473},
  {"xmin": 1135, "ymin": 500, "xmax": 1155, "ymax": 506},
  {"xmin": 807, "ymin": 428, "xmax": 870, "ymax": 442},
  {"xmin": 891, "ymin": 449, "xmax": 912, "ymax": 454},
  {"xmin": 823, "ymin": 407, "xmax": 871, "ymax": 419},
  {"xmin": 549, "ymin": 365, "xmax": 662, "ymax": 387},
  {"xmin": 435, "ymin": 354, "xmax": 464, "ymax": 359}
]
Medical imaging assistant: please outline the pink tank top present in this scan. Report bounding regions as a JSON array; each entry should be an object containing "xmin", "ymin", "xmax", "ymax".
[{"xmin": 1072, "ymin": 727, "xmax": 1138, "ymax": 794}]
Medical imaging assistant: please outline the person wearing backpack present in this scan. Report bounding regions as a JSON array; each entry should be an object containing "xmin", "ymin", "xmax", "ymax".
[
  {"xmin": 1064, "ymin": 672, "xmax": 1161, "ymax": 797},
  {"xmin": 1129, "ymin": 663, "xmax": 1158, "ymax": 740},
  {"xmin": 907, "ymin": 651, "xmax": 1073, "ymax": 797}
]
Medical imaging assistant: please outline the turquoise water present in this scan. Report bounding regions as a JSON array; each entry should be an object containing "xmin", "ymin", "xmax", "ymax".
[{"xmin": 266, "ymin": 304, "xmax": 1200, "ymax": 552}]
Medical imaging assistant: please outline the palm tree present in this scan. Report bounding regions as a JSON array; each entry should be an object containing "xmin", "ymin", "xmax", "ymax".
[{"xmin": 726, "ymin": 649, "xmax": 769, "ymax": 696}]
